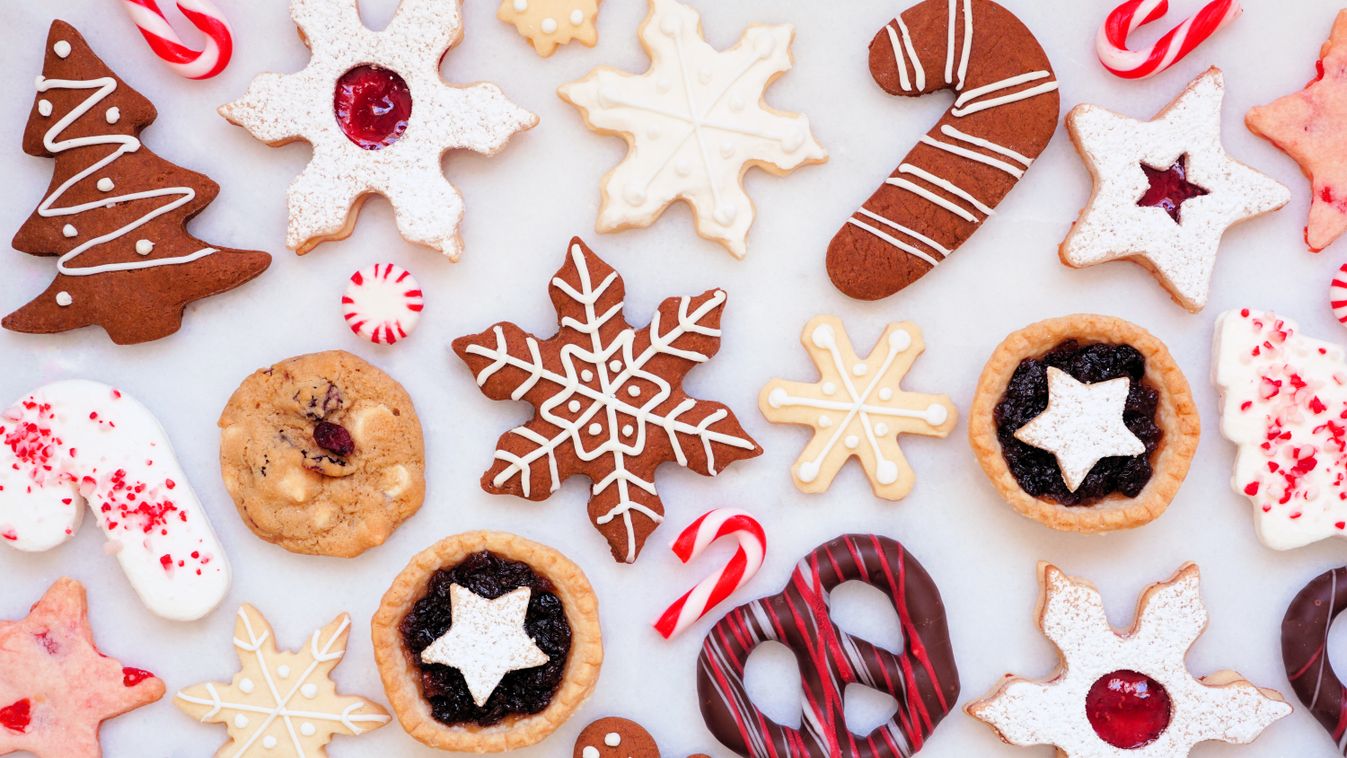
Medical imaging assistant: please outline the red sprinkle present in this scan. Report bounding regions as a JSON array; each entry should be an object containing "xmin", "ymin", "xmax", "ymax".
[
  {"xmin": 0, "ymin": 699, "xmax": 31, "ymax": 733},
  {"xmin": 122, "ymin": 667, "xmax": 155, "ymax": 687}
]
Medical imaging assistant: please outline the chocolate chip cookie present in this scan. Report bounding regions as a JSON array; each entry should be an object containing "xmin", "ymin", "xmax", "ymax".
[{"xmin": 219, "ymin": 351, "xmax": 425, "ymax": 557}]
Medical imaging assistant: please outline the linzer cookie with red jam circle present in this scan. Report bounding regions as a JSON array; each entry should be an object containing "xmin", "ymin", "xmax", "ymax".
[
  {"xmin": 1282, "ymin": 566, "xmax": 1347, "ymax": 754},
  {"xmin": 218, "ymin": 351, "xmax": 425, "ymax": 558},
  {"xmin": 827, "ymin": 0, "xmax": 1059, "ymax": 301},
  {"xmin": 1213, "ymin": 308, "xmax": 1347, "ymax": 549},
  {"xmin": 968, "ymin": 563, "xmax": 1291, "ymax": 756},
  {"xmin": 969, "ymin": 315, "xmax": 1199, "ymax": 532},
  {"xmin": 451, "ymin": 238, "xmax": 762, "ymax": 564},
  {"xmin": 698, "ymin": 534, "xmax": 959, "ymax": 757},
  {"xmin": 372, "ymin": 532, "xmax": 602, "ymax": 752},
  {"xmin": 0, "ymin": 578, "xmax": 165, "ymax": 758},
  {"xmin": 6, "ymin": 21, "xmax": 269, "ymax": 345},
  {"xmin": 220, "ymin": 0, "xmax": 537, "ymax": 257},
  {"xmin": 1061, "ymin": 68, "xmax": 1290, "ymax": 312}
]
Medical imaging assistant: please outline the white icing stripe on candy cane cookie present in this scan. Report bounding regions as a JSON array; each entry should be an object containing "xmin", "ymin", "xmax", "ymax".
[
  {"xmin": 957, "ymin": 0, "xmax": 973, "ymax": 90},
  {"xmin": 898, "ymin": 164, "xmax": 995, "ymax": 216},
  {"xmin": 951, "ymin": 71, "xmax": 1058, "ymax": 117},
  {"xmin": 886, "ymin": 25, "xmax": 912, "ymax": 93},
  {"xmin": 37, "ymin": 70, "xmax": 218, "ymax": 276},
  {"xmin": 0, "ymin": 381, "xmax": 229, "ymax": 620},
  {"xmin": 856, "ymin": 208, "xmax": 950, "ymax": 256},
  {"xmin": 886, "ymin": 19, "xmax": 925, "ymax": 92},
  {"xmin": 940, "ymin": 125, "xmax": 1033, "ymax": 167},
  {"xmin": 847, "ymin": 217, "xmax": 943, "ymax": 267},
  {"xmin": 885, "ymin": 177, "xmax": 979, "ymax": 222},
  {"xmin": 919, "ymin": 135, "xmax": 1025, "ymax": 178}
]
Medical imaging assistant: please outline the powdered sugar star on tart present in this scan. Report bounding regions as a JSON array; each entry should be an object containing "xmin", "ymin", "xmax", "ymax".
[
  {"xmin": 1014, "ymin": 368, "xmax": 1146, "ymax": 492},
  {"xmin": 558, "ymin": 0, "xmax": 826, "ymax": 258},
  {"xmin": 220, "ymin": 0, "xmax": 537, "ymax": 257},
  {"xmin": 967, "ymin": 562, "xmax": 1291, "ymax": 756},
  {"xmin": 419, "ymin": 585, "xmax": 549, "ymax": 707},
  {"xmin": 1061, "ymin": 68, "xmax": 1289, "ymax": 312}
]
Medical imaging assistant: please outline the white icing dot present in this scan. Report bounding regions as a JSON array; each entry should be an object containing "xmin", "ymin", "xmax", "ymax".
[
  {"xmin": 97, "ymin": 178, "xmax": 114, "ymax": 192},
  {"xmin": 513, "ymin": 0, "xmax": 527, "ymax": 10},
  {"xmin": 300, "ymin": 723, "xmax": 316, "ymax": 737},
  {"xmin": 277, "ymin": 665, "xmax": 290, "ymax": 678},
  {"xmin": 605, "ymin": 732, "xmax": 622, "ymax": 746},
  {"xmin": 784, "ymin": 129, "xmax": 806, "ymax": 153},
  {"xmin": 714, "ymin": 203, "xmax": 737, "ymax": 225},
  {"xmin": 925, "ymin": 403, "xmax": 949, "ymax": 425},
  {"xmin": 754, "ymin": 36, "xmax": 776, "ymax": 58},
  {"xmin": 608, "ymin": 359, "xmax": 622, "ymax": 371},
  {"xmin": 819, "ymin": 416, "xmax": 832, "ymax": 428},
  {"xmin": 588, "ymin": 422, "xmax": 603, "ymax": 435},
  {"xmin": 581, "ymin": 369, "xmax": 594, "ymax": 381},
  {"xmin": 699, "ymin": 69, "xmax": 713, "ymax": 85},
  {"xmin": 582, "ymin": 748, "xmax": 600, "ymax": 758},
  {"xmin": 135, "ymin": 239, "xmax": 154, "ymax": 256},
  {"xmin": 729, "ymin": 94, "xmax": 746, "ymax": 111},
  {"xmin": 624, "ymin": 184, "xmax": 647, "ymax": 205},
  {"xmin": 675, "ymin": 158, "xmax": 692, "ymax": 177},
  {"xmin": 660, "ymin": 14, "xmax": 682, "ymax": 35},
  {"xmin": 233, "ymin": 714, "xmax": 249, "ymax": 728},
  {"xmin": 55, "ymin": 291, "xmax": 72, "ymax": 307},
  {"xmin": 262, "ymin": 736, "xmax": 277, "ymax": 749},
  {"xmin": 878, "ymin": 388, "xmax": 894, "ymax": 401},
  {"xmin": 720, "ymin": 142, "xmax": 735, "ymax": 159},
  {"xmin": 37, "ymin": 100, "xmax": 52, "ymax": 117},
  {"xmin": 845, "ymin": 435, "xmax": 860, "ymax": 449},
  {"xmin": 875, "ymin": 422, "xmax": 890, "ymax": 435},
  {"xmin": 62, "ymin": 223, "xmax": 77, "ymax": 238},
  {"xmin": 301, "ymin": 683, "xmax": 318, "ymax": 698},
  {"xmin": 656, "ymin": 77, "xmax": 673, "ymax": 93},
  {"xmin": 105, "ymin": 107, "xmax": 120, "ymax": 124},
  {"xmin": 239, "ymin": 678, "xmax": 255, "ymax": 693},
  {"xmin": 541, "ymin": 17, "xmax": 558, "ymax": 33},
  {"xmin": 570, "ymin": 9, "xmax": 584, "ymax": 25},
  {"xmin": 53, "ymin": 40, "xmax": 71, "ymax": 58},
  {"xmin": 627, "ymin": 386, "xmax": 641, "ymax": 397},
  {"xmin": 647, "ymin": 128, "xmax": 662, "ymax": 141},
  {"xmin": 568, "ymin": 400, "xmax": 582, "ymax": 413},
  {"xmin": 622, "ymin": 424, "xmax": 634, "ymax": 437},
  {"xmin": 889, "ymin": 329, "xmax": 913, "ymax": 351},
  {"xmin": 822, "ymin": 382, "xmax": 837, "ymax": 396},
  {"xmin": 853, "ymin": 363, "xmax": 869, "ymax": 376}
]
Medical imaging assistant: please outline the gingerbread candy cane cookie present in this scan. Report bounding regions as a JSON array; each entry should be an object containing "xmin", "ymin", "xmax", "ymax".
[
  {"xmin": 698, "ymin": 534, "xmax": 959, "ymax": 757},
  {"xmin": 827, "ymin": 0, "xmax": 1059, "ymax": 301},
  {"xmin": 1283, "ymin": 567, "xmax": 1347, "ymax": 753}
]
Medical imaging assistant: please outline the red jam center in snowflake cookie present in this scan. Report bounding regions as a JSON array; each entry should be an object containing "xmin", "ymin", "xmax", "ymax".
[
  {"xmin": 1138, "ymin": 155, "xmax": 1209, "ymax": 224},
  {"xmin": 334, "ymin": 64, "xmax": 413, "ymax": 150},
  {"xmin": 1085, "ymin": 669, "xmax": 1173, "ymax": 749}
]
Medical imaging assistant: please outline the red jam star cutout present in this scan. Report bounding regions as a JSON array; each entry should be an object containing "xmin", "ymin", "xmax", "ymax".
[
  {"xmin": 1247, "ymin": 11, "xmax": 1347, "ymax": 252},
  {"xmin": 0, "ymin": 578, "xmax": 165, "ymax": 758},
  {"xmin": 452, "ymin": 238, "xmax": 762, "ymax": 563}
]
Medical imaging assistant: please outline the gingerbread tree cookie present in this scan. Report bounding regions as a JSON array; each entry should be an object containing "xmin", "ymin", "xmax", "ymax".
[
  {"xmin": 760, "ymin": 316, "xmax": 956, "ymax": 500},
  {"xmin": 452, "ymin": 238, "xmax": 762, "ymax": 563},
  {"xmin": 499, "ymin": 0, "xmax": 600, "ymax": 57},
  {"xmin": 221, "ymin": 0, "xmax": 537, "ymax": 258},
  {"xmin": 6, "ymin": 22, "xmax": 270, "ymax": 345},
  {"xmin": 558, "ymin": 0, "xmax": 826, "ymax": 258}
]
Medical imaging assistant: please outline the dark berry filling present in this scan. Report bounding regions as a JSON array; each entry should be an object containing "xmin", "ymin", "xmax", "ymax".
[
  {"xmin": 1085, "ymin": 670, "xmax": 1172, "ymax": 749},
  {"xmin": 1138, "ymin": 154, "xmax": 1208, "ymax": 223},
  {"xmin": 334, "ymin": 64, "xmax": 413, "ymax": 150},
  {"xmin": 399, "ymin": 551, "xmax": 570, "ymax": 727},
  {"xmin": 994, "ymin": 340, "xmax": 1162, "ymax": 506}
]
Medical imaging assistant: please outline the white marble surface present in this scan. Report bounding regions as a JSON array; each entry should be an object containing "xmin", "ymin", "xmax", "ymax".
[{"xmin": 0, "ymin": 0, "xmax": 1343, "ymax": 755}]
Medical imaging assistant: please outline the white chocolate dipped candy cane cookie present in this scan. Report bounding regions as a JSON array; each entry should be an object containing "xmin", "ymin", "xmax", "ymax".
[{"xmin": 0, "ymin": 380, "xmax": 229, "ymax": 621}]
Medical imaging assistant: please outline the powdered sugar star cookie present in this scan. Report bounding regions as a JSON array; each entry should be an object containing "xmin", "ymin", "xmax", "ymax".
[
  {"xmin": 759, "ymin": 316, "xmax": 956, "ymax": 500},
  {"xmin": 342, "ymin": 263, "xmax": 423, "ymax": 345},
  {"xmin": 558, "ymin": 0, "xmax": 826, "ymax": 258},
  {"xmin": 1013, "ymin": 367, "xmax": 1146, "ymax": 492},
  {"xmin": 499, "ymin": 0, "xmax": 599, "ymax": 57},
  {"xmin": 968, "ymin": 563, "xmax": 1291, "ymax": 756},
  {"xmin": 220, "ymin": 0, "xmax": 537, "ymax": 258},
  {"xmin": 419, "ymin": 585, "xmax": 549, "ymax": 707},
  {"xmin": 1062, "ymin": 68, "xmax": 1290, "ymax": 312}
]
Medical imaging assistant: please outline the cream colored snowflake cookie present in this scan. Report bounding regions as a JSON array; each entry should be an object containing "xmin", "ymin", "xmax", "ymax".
[
  {"xmin": 967, "ymin": 563, "xmax": 1290, "ymax": 756},
  {"xmin": 558, "ymin": 0, "xmax": 826, "ymax": 258},
  {"xmin": 175, "ymin": 605, "xmax": 390, "ymax": 756},
  {"xmin": 499, "ymin": 0, "xmax": 599, "ymax": 57},
  {"xmin": 759, "ymin": 316, "xmax": 956, "ymax": 500},
  {"xmin": 220, "ymin": 0, "xmax": 537, "ymax": 258}
]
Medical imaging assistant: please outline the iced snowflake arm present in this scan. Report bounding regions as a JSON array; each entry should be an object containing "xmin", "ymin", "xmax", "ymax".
[
  {"xmin": 220, "ymin": 72, "xmax": 322, "ymax": 145},
  {"xmin": 429, "ymin": 84, "xmax": 538, "ymax": 155},
  {"xmin": 381, "ymin": 161, "xmax": 468, "ymax": 260},
  {"xmin": 548, "ymin": 239, "xmax": 630, "ymax": 348},
  {"xmin": 656, "ymin": 396, "xmax": 761, "ymax": 478},
  {"xmin": 479, "ymin": 416, "xmax": 587, "ymax": 503},
  {"xmin": 452, "ymin": 322, "xmax": 568, "ymax": 405},
  {"xmin": 284, "ymin": 151, "xmax": 365, "ymax": 253},
  {"xmin": 1133, "ymin": 565, "xmax": 1207, "ymax": 651},
  {"xmin": 634, "ymin": 290, "xmax": 729, "ymax": 383},
  {"xmin": 383, "ymin": 0, "xmax": 464, "ymax": 54},
  {"xmin": 289, "ymin": 0, "xmax": 369, "ymax": 57},
  {"xmin": 1189, "ymin": 674, "xmax": 1294, "ymax": 744},
  {"xmin": 1038, "ymin": 566, "xmax": 1114, "ymax": 657},
  {"xmin": 586, "ymin": 455, "xmax": 664, "ymax": 563}
]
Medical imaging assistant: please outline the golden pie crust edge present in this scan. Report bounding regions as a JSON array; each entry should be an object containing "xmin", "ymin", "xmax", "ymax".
[
  {"xmin": 968, "ymin": 314, "xmax": 1200, "ymax": 532},
  {"xmin": 371, "ymin": 531, "xmax": 603, "ymax": 752}
]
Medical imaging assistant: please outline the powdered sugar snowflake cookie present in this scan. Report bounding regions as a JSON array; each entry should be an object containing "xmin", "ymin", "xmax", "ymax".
[
  {"xmin": 451, "ymin": 238, "xmax": 762, "ymax": 563},
  {"xmin": 499, "ymin": 0, "xmax": 599, "ymax": 57},
  {"xmin": 220, "ymin": 0, "xmax": 537, "ymax": 258},
  {"xmin": 967, "ymin": 562, "xmax": 1291, "ymax": 756},
  {"xmin": 760, "ymin": 316, "xmax": 956, "ymax": 500},
  {"xmin": 1061, "ymin": 68, "xmax": 1289, "ymax": 312},
  {"xmin": 1212, "ymin": 308, "xmax": 1347, "ymax": 549},
  {"xmin": 558, "ymin": 0, "xmax": 826, "ymax": 258},
  {"xmin": 175, "ymin": 605, "xmax": 390, "ymax": 757}
]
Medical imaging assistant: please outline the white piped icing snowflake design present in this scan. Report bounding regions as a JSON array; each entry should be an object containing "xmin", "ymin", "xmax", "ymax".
[
  {"xmin": 419, "ymin": 585, "xmax": 550, "ymax": 707},
  {"xmin": 558, "ymin": 0, "xmax": 826, "ymax": 258},
  {"xmin": 220, "ymin": 0, "xmax": 537, "ymax": 258},
  {"xmin": 175, "ymin": 605, "xmax": 390, "ymax": 757},
  {"xmin": 759, "ymin": 316, "xmax": 956, "ymax": 500},
  {"xmin": 968, "ymin": 563, "xmax": 1291, "ymax": 757},
  {"xmin": 1061, "ymin": 68, "xmax": 1289, "ymax": 312},
  {"xmin": 1014, "ymin": 367, "xmax": 1146, "ymax": 492},
  {"xmin": 498, "ymin": 0, "xmax": 599, "ymax": 57},
  {"xmin": 1213, "ymin": 308, "xmax": 1347, "ymax": 550}
]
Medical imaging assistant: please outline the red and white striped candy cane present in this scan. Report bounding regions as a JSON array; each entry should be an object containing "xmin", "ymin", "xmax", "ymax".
[
  {"xmin": 654, "ymin": 509, "xmax": 766, "ymax": 640},
  {"xmin": 1097, "ymin": 0, "xmax": 1242, "ymax": 80},
  {"xmin": 120, "ymin": 0, "xmax": 234, "ymax": 80}
]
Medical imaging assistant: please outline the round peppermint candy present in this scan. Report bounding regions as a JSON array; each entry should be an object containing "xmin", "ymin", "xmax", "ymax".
[
  {"xmin": 1332, "ymin": 262, "xmax": 1347, "ymax": 327},
  {"xmin": 342, "ymin": 263, "xmax": 423, "ymax": 345}
]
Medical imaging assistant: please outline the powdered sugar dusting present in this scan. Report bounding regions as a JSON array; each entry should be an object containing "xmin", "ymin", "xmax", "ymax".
[{"xmin": 1013, "ymin": 367, "xmax": 1145, "ymax": 492}]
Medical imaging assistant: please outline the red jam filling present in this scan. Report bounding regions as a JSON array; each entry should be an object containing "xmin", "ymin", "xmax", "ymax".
[
  {"xmin": 1085, "ymin": 670, "xmax": 1172, "ymax": 749},
  {"xmin": 122, "ymin": 667, "xmax": 155, "ymax": 687},
  {"xmin": 1138, "ymin": 155, "xmax": 1208, "ymax": 223},
  {"xmin": 0, "ymin": 699, "xmax": 31, "ymax": 733},
  {"xmin": 334, "ymin": 64, "xmax": 413, "ymax": 150}
]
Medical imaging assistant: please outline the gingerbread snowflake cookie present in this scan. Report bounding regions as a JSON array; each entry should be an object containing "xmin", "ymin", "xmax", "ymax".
[
  {"xmin": 220, "ymin": 0, "xmax": 537, "ymax": 257},
  {"xmin": 451, "ymin": 238, "xmax": 762, "ymax": 563},
  {"xmin": 1061, "ymin": 68, "xmax": 1289, "ymax": 312},
  {"xmin": 760, "ymin": 316, "xmax": 956, "ymax": 500},
  {"xmin": 499, "ymin": 0, "xmax": 599, "ymax": 57},
  {"xmin": 558, "ymin": 0, "xmax": 826, "ymax": 258},
  {"xmin": 175, "ymin": 605, "xmax": 390, "ymax": 756},
  {"xmin": 968, "ymin": 563, "xmax": 1291, "ymax": 756}
]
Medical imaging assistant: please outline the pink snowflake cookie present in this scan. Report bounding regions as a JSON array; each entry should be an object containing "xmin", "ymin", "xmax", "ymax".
[{"xmin": 342, "ymin": 263, "xmax": 423, "ymax": 345}]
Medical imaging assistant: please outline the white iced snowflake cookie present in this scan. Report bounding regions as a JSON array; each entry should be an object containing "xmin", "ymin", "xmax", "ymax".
[
  {"xmin": 1060, "ymin": 68, "xmax": 1289, "ymax": 312},
  {"xmin": 1213, "ymin": 308, "xmax": 1347, "ymax": 549},
  {"xmin": 499, "ymin": 0, "xmax": 600, "ymax": 57},
  {"xmin": 558, "ymin": 0, "xmax": 826, "ymax": 258},
  {"xmin": 967, "ymin": 563, "xmax": 1291, "ymax": 756},
  {"xmin": 220, "ymin": 0, "xmax": 537, "ymax": 258},
  {"xmin": 0, "ymin": 380, "xmax": 229, "ymax": 621}
]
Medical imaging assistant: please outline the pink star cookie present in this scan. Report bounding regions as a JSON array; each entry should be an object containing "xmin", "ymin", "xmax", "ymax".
[
  {"xmin": 0, "ymin": 579, "xmax": 165, "ymax": 758},
  {"xmin": 1247, "ymin": 11, "xmax": 1347, "ymax": 252}
]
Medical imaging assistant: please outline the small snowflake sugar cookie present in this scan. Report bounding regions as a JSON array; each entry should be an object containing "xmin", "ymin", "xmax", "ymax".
[
  {"xmin": 558, "ymin": 0, "xmax": 826, "ymax": 258},
  {"xmin": 220, "ymin": 0, "xmax": 537, "ymax": 258},
  {"xmin": 967, "ymin": 563, "xmax": 1291, "ymax": 756},
  {"xmin": 499, "ymin": 0, "xmax": 600, "ymax": 57},
  {"xmin": 1061, "ymin": 68, "xmax": 1289, "ymax": 312},
  {"xmin": 760, "ymin": 316, "xmax": 956, "ymax": 500}
]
